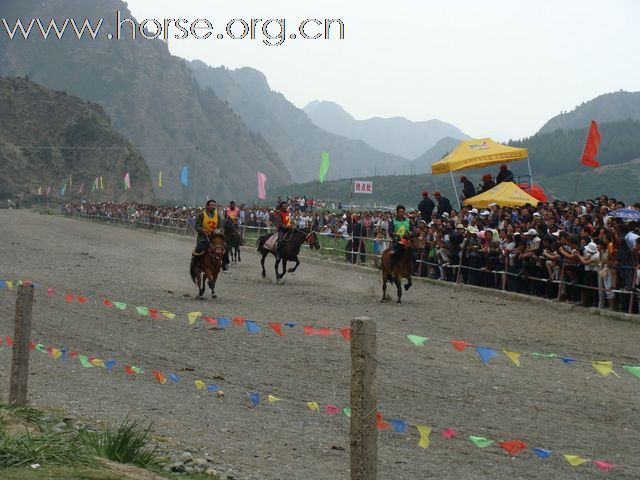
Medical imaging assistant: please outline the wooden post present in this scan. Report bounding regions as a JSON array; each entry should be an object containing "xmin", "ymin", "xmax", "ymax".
[
  {"xmin": 628, "ymin": 269, "xmax": 638, "ymax": 314},
  {"xmin": 350, "ymin": 317, "xmax": 377, "ymax": 480},
  {"xmin": 9, "ymin": 284, "xmax": 35, "ymax": 406},
  {"xmin": 331, "ymin": 234, "xmax": 337, "ymax": 262}
]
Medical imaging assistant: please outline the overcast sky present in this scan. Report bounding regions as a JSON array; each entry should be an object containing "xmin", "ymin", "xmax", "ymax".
[{"xmin": 127, "ymin": 0, "xmax": 640, "ymax": 141}]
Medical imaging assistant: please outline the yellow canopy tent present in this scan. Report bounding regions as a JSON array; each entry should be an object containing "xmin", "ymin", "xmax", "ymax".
[
  {"xmin": 430, "ymin": 138, "xmax": 531, "ymax": 209},
  {"xmin": 463, "ymin": 182, "xmax": 539, "ymax": 209}
]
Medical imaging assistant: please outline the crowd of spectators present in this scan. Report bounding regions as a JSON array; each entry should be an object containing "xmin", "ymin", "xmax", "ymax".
[{"xmin": 56, "ymin": 191, "xmax": 640, "ymax": 314}]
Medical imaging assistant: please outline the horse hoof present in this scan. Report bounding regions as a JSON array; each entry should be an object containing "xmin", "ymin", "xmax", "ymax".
[
  {"xmin": 380, "ymin": 299, "xmax": 388, "ymax": 303},
  {"xmin": 287, "ymin": 268, "xmax": 294, "ymax": 273},
  {"xmin": 397, "ymin": 300, "xmax": 402, "ymax": 304},
  {"xmin": 211, "ymin": 293, "xmax": 217, "ymax": 299},
  {"xmin": 404, "ymin": 284, "xmax": 411, "ymax": 291}
]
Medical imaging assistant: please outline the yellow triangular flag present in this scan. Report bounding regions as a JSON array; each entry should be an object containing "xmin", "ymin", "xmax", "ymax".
[
  {"xmin": 503, "ymin": 350, "xmax": 522, "ymax": 367},
  {"xmin": 90, "ymin": 358, "xmax": 105, "ymax": 367},
  {"xmin": 416, "ymin": 425, "xmax": 432, "ymax": 449},
  {"xmin": 307, "ymin": 402, "xmax": 320, "ymax": 412},
  {"xmin": 161, "ymin": 310, "xmax": 176, "ymax": 319},
  {"xmin": 6, "ymin": 281, "xmax": 13, "ymax": 290},
  {"xmin": 194, "ymin": 380, "xmax": 206, "ymax": 390},
  {"xmin": 268, "ymin": 395, "xmax": 282, "ymax": 403},
  {"xmin": 563, "ymin": 454, "xmax": 589, "ymax": 467},
  {"xmin": 188, "ymin": 312, "xmax": 202, "ymax": 325},
  {"xmin": 52, "ymin": 348, "xmax": 62, "ymax": 360},
  {"xmin": 592, "ymin": 361, "xmax": 619, "ymax": 377}
]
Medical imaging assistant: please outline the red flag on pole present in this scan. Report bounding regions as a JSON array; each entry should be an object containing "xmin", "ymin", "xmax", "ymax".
[{"xmin": 580, "ymin": 120, "xmax": 601, "ymax": 168}]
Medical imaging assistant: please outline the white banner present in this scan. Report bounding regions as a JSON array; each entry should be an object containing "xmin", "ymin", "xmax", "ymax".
[{"xmin": 353, "ymin": 180, "xmax": 373, "ymax": 194}]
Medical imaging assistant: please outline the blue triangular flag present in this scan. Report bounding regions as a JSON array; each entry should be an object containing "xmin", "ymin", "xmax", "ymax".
[
  {"xmin": 180, "ymin": 165, "xmax": 189, "ymax": 186},
  {"xmin": 60, "ymin": 349, "xmax": 68, "ymax": 361},
  {"xmin": 532, "ymin": 448, "xmax": 552, "ymax": 458},
  {"xmin": 0, "ymin": 281, "xmax": 6, "ymax": 288},
  {"xmin": 390, "ymin": 419, "xmax": 408, "ymax": 433},
  {"xmin": 246, "ymin": 321, "xmax": 261, "ymax": 334},
  {"xmin": 217, "ymin": 317, "xmax": 230, "ymax": 329},
  {"xmin": 207, "ymin": 384, "xmax": 220, "ymax": 392},
  {"xmin": 284, "ymin": 322, "xmax": 296, "ymax": 328},
  {"xmin": 559, "ymin": 357, "xmax": 576, "ymax": 365},
  {"xmin": 169, "ymin": 374, "xmax": 181, "ymax": 383},
  {"xmin": 249, "ymin": 392, "xmax": 260, "ymax": 406},
  {"xmin": 105, "ymin": 360, "xmax": 116, "ymax": 371},
  {"xmin": 476, "ymin": 347, "xmax": 499, "ymax": 365}
]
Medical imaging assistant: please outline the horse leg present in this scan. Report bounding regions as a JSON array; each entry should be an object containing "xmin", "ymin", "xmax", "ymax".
[
  {"xmin": 198, "ymin": 273, "xmax": 206, "ymax": 298},
  {"xmin": 395, "ymin": 276, "xmax": 403, "ymax": 303},
  {"xmin": 381, "ymin": 270, "xmax": 388, "ymax": 303},
  {"xmin": 278, "ymin": 260, "xmax": 287, "ymax": 280},
  {"xmin": 404, "ymin": 275, "xmax": 413, "ymax": 291},
  {"xmin": 261, "ymin": 252, "xmax": 267, "ymax": 278},
  {"xmin": 287, "ymin": 257, "xmax": 300, "ymax": 273},
  {"xmin": 236, "ymin": 246, "xmax": 241, "ymax": 262},
  {"xmin": 208, "ymin": 275, "xmax": 217, "ymax": 299},
  {"xmin": 275, "ymin": 257, "xmax": 281, "ymax": 280}
]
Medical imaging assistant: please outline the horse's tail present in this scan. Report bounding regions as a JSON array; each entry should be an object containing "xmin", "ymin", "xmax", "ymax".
[
  {"xmin": 189, "ymin": 257, "xmax": 197, "ymax": 284},
  {"xmin": 256, "ymin": 234, "xmax": 267, "ymax": 252}
]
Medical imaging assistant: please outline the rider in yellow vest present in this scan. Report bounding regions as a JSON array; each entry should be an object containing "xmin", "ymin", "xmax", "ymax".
[{"xmin": 190, "ymin": 200, "xmax": 220, "ymax": 271}]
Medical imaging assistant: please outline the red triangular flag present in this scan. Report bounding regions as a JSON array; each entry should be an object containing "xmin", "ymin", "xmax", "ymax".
[
  {"xmin": 103, "ymin": 299, "xmax": 114, "ymax": 308},
  {"xmin": 303, "ymin": 326, "xmax": 319, "ymax": 335},
  {"xmin": 77, "ymin": 296, "xmax": 87, "ymax": 304},
  {"xmin": 233, "ymin": 316, "xmax": 246, "ymax": 326},
  {"xmin": 580, "ymin": 120, "xmax": 601, "ymax": 168},
  {"xmin": 202, "ymin": 316, "xmax": 217, "ymax": 325},
  {"xmin": 28, "ymin": 341, "xmax": 35, "ymax": 350},
  {"xmin": 5, "ymin": 336, "xmax": 13, "ymax": 346},
  {"xmin": 451, "ymin": 340, "xmax": 474, "ymax": 352},
  {"xmin": 269, "ymin": 323, "xmax": 284, "ymax": 336},
  {"xmin": 319, "ymin": 328, "xmax": 334, "ymax": 337},
  {"xmin": 149, "ymin": 309, "xmax": 159, "ymax": 319},
  {"xmin": 69, "ymin": 351, "xmax": 78, "ymax": 358},
  {"xmin": 124, "ymin": 365, "xmax": 135, "ymax": 375},
  {"xmin": 65, "ymin": 294, "xmax": 74, "ymax": 302},
  {"xmin": 340, "ymin": 328, "xmax": 351, "ymax": 341},
  {"xmin": 499, "ymin": 440, "xmax": 527, "ymax": 455},
  {"xmin": 375, "ymin": 412, "xmax": 391, "ymax": 430}
]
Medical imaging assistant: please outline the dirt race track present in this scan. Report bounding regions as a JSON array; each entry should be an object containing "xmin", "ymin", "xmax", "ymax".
[{"xmin": 1, "ymin": 210, "xmax": 639, "ymax": 480}]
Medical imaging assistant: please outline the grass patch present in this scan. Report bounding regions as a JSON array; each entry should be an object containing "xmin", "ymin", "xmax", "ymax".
[
  {"xmin": 0, "ymin": 464, "xmax": 124, "ymax": 480},
  {"xmin": 80, "ymin": 416, "xmax": 157, "ymax": 468},
  {"xmin": 0, "ymin": 430, "xmax": 93, "ymax": 468}
]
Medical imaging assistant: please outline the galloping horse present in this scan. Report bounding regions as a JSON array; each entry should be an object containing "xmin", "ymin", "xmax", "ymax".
[
  {"xmin": 223, "ymin": 218, "xmax": 243, "ymax": 263},
  {"xmin": 190, "ymin": 233, "xmax": 226, "ymax": 298},
  {"xmin": 257, "ymin": 228, "xmax": 321, "ymax": 280},
  {"xmin": 380, "ymin": 238, "xmax": 414, "ymax": 303}
]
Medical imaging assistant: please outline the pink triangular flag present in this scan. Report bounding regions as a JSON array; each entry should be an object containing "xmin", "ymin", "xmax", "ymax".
[{"xmin": 440, "ymin": 428, "xmax": 458, "ymax": 439}]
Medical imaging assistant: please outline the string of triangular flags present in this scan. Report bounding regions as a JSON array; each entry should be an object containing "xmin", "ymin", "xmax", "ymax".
[
  {"xmin": 0, "ymin": 333, "xmax": 633, "ymax": 475},
  {"xmin": 403, "ymin": 333, "xmax": 640, "ymax": 381},
  {"xmin": 0, "ymin": 279, "xmax": 351, "ymax": 342}
]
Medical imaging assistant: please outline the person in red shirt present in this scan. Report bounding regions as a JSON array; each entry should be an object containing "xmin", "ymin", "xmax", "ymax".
[{"xmin": 273, "ymin": 201, "xmax": 294, "ymax": 259}]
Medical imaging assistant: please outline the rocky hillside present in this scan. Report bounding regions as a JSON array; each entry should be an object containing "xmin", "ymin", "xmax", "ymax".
[
  {"xmin": 538, "ymin": 90, "xmax": 640, "ymax": 134},
  {"xmin": 0, "ymin": 77, "xmax": 152, "ymax": 202},
  {"xmin": 0, "ymin": 0, "xmax": 290, "ymax": 202},
  {"xmin": 189, "ymin": 61, "xmax": 409, "ymax": 183},
  {"xmin": 303, "ymin": 100, "xmax": 469, "ymax": 159},
  {"xmin": 410, "ymin": 137, "xmax": 463, "ymax": 173}
]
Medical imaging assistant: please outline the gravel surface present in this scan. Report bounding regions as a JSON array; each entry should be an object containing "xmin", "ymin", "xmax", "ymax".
[{"xmin": 0, "ymin": 210, "xmax": 639, "ymax": 479}]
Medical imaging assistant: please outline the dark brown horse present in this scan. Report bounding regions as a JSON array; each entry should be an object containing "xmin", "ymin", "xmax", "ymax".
[
  {"xmin": 380, "ymin": 239, "xmax": 414, "ymax": 303},
  {"xmin": 190, "ymin": 233, "xmax": 226, "ymax": 298},
  {"xmin": 257, "ymin": 228, "xmax": 320, "ymax": 280}
]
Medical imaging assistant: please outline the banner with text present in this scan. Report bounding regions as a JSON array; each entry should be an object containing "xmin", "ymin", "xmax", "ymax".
[{"xmin": 353, "ymin": 180, "xmax": 373, "ymax": 194}]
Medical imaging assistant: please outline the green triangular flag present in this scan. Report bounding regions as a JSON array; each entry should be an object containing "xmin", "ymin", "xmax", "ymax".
[
  {"xmin": 623, "ymin": 366, "xmax": 640, "ymax": 378},
  {"xmin": 469, "ymin": 436, "xmax": 493, "ymax": 448},
  {"xmin": 407, "ymin": 335, "xmax": 429, "ymax": 347},
  {"xmin": 531, "ymin": 352, "xmax": 557, "ymax": 359},
  {"xmin": 78, "ymin": 355, "xmax": 94, "ymax": 368},
  {"xmin": 343, "ymin": 407, "xmax": 352, "ymax": 418},
  {"xmin": 135, "ymin": 306, "xmax": 149, "ymax": 316},
  {"xmin": 113, "ymin": 302, "xmax": 127, "ymax": 310},
  {"xmin": 318, "ymin": 152, "xmax": 330, "ymax": 183},
  {"xmin": 131, "ymin": 366, "xmax": 143, "ymax": 374},
  {"xmin": 35, "ymin": 343, "xmax": 46, "ymax": 353}
]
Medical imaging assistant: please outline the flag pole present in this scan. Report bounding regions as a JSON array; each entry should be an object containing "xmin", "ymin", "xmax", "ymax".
[
  {"xmin": 574, "ymin": 126, "xmax": 591, "ymax": 201},
  {"xmin": 450, "ymin": 171, "xmax": 461, "ymax": 210}
]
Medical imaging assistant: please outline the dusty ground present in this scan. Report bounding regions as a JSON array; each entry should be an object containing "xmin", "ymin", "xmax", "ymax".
[{"xmin": 0, "ymin": 209, "xmax": 639, "ymax": 480}]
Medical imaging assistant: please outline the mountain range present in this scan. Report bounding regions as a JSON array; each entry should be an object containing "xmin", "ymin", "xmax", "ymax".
[
  {"xmin": 303, "ymin": 100, "xmax": 469, "ymax": 159},
  {"xmin": 0, "ymin": 0, "xmax": 289, "ymax": 202},
  {"xmin": 0, "ymin": 77, "xmax": 152, "ymax": 202},
  {"xmin": 189, "ymin": 61, "xmax": 410, "ymax": 183}
]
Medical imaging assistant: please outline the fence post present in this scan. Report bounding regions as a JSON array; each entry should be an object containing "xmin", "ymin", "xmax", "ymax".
[
  {"xmin": 502, "ymin": 257, "xmax": 508, "ymax": 291},
  {"xmin": 9, "ymin": 284, "xmax": 35, "ymax": 406},
  {"xmin": 556, "ymin": 261, "xmax": 566, "ymax": 302},
  {"xmin": 331, "ymin": 235, "xmax": 337, "ymax": 262},
  {"xmin": 350, "ymin": 317, "xmax": 377, "ymax": 480},
  {"xmin": 629, "ymin": 268, "xmax": 638, "ymax": 314},
  {"xmin": 455, "ymin": 250, "xmax": 464, "ymax": 284}
]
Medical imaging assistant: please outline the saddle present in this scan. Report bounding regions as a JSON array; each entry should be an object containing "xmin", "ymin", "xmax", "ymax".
[{"xmin": 263, "ymin": 233, "xmax": 278, "ymax": 253}]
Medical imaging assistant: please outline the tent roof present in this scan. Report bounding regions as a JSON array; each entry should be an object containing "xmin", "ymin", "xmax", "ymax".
[
  {"xmin": 463, "ymin": 182, "xmax": 539, "ymax": 209},
  {"xmin": 431, "ymin": 138, "xmax": 528, "ymax": 174}
]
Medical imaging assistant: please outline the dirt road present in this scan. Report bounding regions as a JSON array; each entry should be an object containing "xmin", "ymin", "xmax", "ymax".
[{"xmin": 0, "ymin": 210, "xmax": 638, "ymax": 479}]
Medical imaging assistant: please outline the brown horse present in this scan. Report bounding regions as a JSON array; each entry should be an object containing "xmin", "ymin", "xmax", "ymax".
[
  {"xmin": 190, "ymin": 233, "xmax": 226, "ymax": 298},
  {"xmin": 380, "ymin": 239, "xmax": 414, "ymax": 303},
  {"xmin": 257, "ymin": 228, "xmax": 320, "ymax": 281}
]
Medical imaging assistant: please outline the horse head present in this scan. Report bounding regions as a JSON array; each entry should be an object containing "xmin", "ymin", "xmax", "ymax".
[{"xmin": 208, "ymin": 234, "xmax": 226, "ymax": 262}]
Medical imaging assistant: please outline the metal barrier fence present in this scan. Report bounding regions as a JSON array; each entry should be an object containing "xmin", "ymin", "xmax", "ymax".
[{"xmin": 50, "ymin": 210, "xmax": 639, "ymax": 315}]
